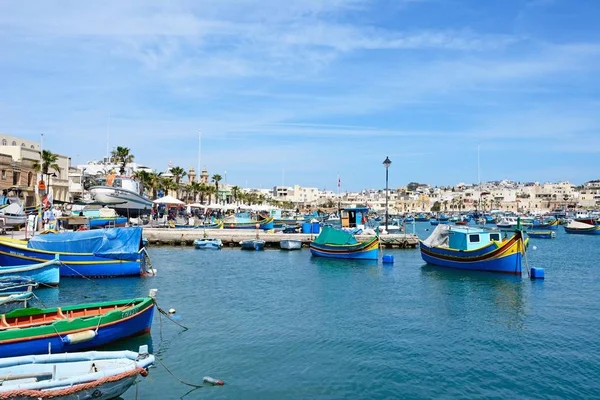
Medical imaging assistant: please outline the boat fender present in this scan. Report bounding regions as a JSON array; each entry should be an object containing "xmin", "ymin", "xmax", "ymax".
[
  {"xmin": 62, "ymin": 329, "xmax": 97, "ymax": 344},
  {"xmin": 203, "ymin": 376, "xmax": 225, "ymax": 385},
  {"xmin": 168, "ymin": 308, "xmax": 176, "ymax": 314}
]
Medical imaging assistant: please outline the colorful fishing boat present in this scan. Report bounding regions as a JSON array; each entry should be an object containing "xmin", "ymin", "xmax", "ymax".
[
  {"xmin": 223, "ymin": 213, "xmax": 274, "ymax": 230},
  {"xmin": 430, "ymin": 219, "xmax": 439, "ymax": 226},
  {"xmin": 0, "ymin": 345, "xmax": 154, "ymax": 399},
  {"xmin": 527, "ymin": 230, "xmax": 556, "ymax": 239},
  {"xmin": 414, "ymin": 214, "xmax": 430, "ymax": 222},
  {"xmin": 419, "ymin": 225, "xmax": 526, "ymax": 274},
  {"xmin": 240, "ymin": 239, "xmax": 266, "ymax": 250},
  {"xmin": 563, "ymin": 221, "xmax": 600, "ymax": 235},
  {"xmin": 0, "ymin": 296, "xmax": 155, "ymax": 358},
  {"xmin": 194, "ymin": 238, "xmax": 223, "ymax": 250},
  {"xmin": 88, "ymin": 216, "xmax": 128, "ymax": 229},
  {"xmin": 531, "ymin": 218, "xmax": 559, "ymax": 230},
  {"xmin": 0, "ymin": 227, "xmax": 149, "ymax": 278},
  {"xmin": 0, "ymin": 259, "xmax": 60, "ymax": 286},
  {"xmin": 309, "ymin": 226, "xmax": 379, "ymax": 260}
]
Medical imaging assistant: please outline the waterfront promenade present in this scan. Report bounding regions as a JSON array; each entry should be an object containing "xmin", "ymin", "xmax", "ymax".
[{"xmin": 143, "ymin": 228, "xmax": 419, "ymax": 248}]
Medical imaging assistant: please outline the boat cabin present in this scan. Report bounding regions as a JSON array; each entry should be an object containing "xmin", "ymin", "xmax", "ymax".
[
  {"xmin": 448, "ymin": 228, "xmax": 502, "ymax": 251},
  {"xmin": 341, "ymin": 207, "xmax": 369, "ymax": 228}
]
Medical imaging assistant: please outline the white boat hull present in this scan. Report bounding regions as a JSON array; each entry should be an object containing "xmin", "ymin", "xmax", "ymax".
[
  {"xmin": 280, "ymin": 239, "xmax": 302, "ymax": 250},
  {"xmin": 0, "ymin": 214, "xmax": 27, "ymax": 227},
  {"xmin": 90, "ymin": 186, "xmax": 152, "ymax": 217}
]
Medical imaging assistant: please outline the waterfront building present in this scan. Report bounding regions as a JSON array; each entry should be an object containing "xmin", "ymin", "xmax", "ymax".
[{"xmin": 0, "ymin": 134, "xmax": 70, "ymax": 204}]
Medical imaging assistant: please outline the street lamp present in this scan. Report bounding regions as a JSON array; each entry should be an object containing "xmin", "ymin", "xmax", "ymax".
[{"xmin": 383, "ymin": 156, "xmax": 392, "ymax": 231}]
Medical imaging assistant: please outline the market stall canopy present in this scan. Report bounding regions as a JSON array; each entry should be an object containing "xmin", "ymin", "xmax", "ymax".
[
  {"xmin": 188, "ymin": 203, "xmax": 205, "ymax": 208},
  {"xmin": 152, "ymin": 195, "xmax": 184, "ymax": 205}
]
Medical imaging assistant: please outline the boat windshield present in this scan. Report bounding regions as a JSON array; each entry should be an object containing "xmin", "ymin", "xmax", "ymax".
[{"xmin": 113, "ymin": 178, "xmax": 140, "ymax": 193}]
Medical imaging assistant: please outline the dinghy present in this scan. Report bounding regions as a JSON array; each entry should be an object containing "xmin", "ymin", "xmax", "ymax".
[
  {"xmin": 240, "ymin": 240, "xmax": 265, "ymax": 251},
  {"xmin": 280, "ymin": 239, "xmax": 302, "ymax": 250},
  {"xmin": 194, "ymin": 238, "xmax": 223, "ymax": 250},
  {"xmin": 0, "ymin": 259, "xmax": 60, "ymax": 286},
  {"xmin": 0, "ymin": 345, "xmax": 154, "ymax": 399}
]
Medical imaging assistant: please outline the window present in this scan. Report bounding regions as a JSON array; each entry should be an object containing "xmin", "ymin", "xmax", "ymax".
[
  {"xmin": 1, "ymin": 170, "xmax": 5, "ymax": 180},
  {"xmin": 468, "ymin": 234, "xmax": 480, "ymax": 243},
  {"xmin": 1, "ymin": 139, "xmax": 6, "ymax": 145},
  {"xmin": 11, "ymin": 141, "xmax": 16, "ymax": 146},
  {"xmin": 12, "ymin": 171, "xmax": 19, "ymax": 185},
  {"xmin": 21, "ymin": 143, "xmax": 25, "ymax": 147},
  {"xmin": 27, "ymin": 172, "xmax": 33, "ymax": 187},
  {"xmin": 30, "ymin": 145, "xmax": 34, "ymax": 149},
  {"xmin": 490, "ymin": 233, "xmax": 500, "ymax": 241}
]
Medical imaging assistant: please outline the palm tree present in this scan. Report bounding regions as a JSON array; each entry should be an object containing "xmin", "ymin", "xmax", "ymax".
[
  {"xmin": 231, "ymin": 186, "xmax": 240, "ymax": 203},
  {"xmin": 211, "ymin": 174, "xmax": 222, "ymax": 204},
  {"xmin": 149, "ymin": 172, "xmax": 163, "ymax": 199},
  {"xmin": 32, "ymin": 150, "xmax": 61, "ymax": 188},
  {"xmin": 205, "ymin": 185, "xmax": 216, "ymax": 204},
  {"xmin": 169, "ymin": 166, "xmax": 187, "ymax": 198},
  {"xmin": 133, "ymin": 170, "xmax": 152, "ymax": 196},
  {"xmin": 188, "ymin": 181, "xmax": 202, "ymax": 202},
  {"xmin": 160, "ymin": 178, "xmax": 178, "ymax": 197},
  {"xmin": 111, "ymin": 146, "xmax": 134, "ymax": 175}
]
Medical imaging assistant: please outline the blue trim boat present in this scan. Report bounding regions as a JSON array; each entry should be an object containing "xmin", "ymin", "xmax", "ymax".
[
  {"xmin": 0, "ymin": 259, "xmax": 60, "ymax": 286},
  {"xmin": 0, "ymin": 227, "xmax": 148, "ymax": 278},
  {"xmin": 194, "ymin": 238, "xmax": 223, "ymax": 250},
  {"xmin": 0, "ymin": 346, "xmax": 154, "ymax": 400},
  {"xmin": 527, "ymin": 230, "xmax": 556, "ymax": 239},
  {"xmin": 531, "ymin": 219, "xmax": 559, "ymax": 230},
  {"xmin": 240, "ymin": 239, "xmax": 266, "ymax": 250},
  {"xmin": 0, "ymin": 292, "xmax": 34, "ymax": 313},
  {"xmin": 89, "ymin": 216, "xmax": 128, "ymax": 229},
  {"xmin": 309, "ymin": 226, "xmax": 379, "ymax": 260},
  {"xmin": 0, "ymin": 276, "xmax": 38, "ymax": 293},
  {"xmin": 415, "ymin": 214, "xmax": 430, "ymax": 222},
  {"xmin": 563, "ymin": 221, "xmax": 600, "ymax": 235},
  {"xmin": 419, "ymin": 225, "xmax": 526, "ymax": 274}
]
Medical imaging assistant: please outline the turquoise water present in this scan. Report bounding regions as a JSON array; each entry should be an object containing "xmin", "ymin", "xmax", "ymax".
[{"xmin": 37, "ymin": 224, "xmax": 600, "ymax": 399}]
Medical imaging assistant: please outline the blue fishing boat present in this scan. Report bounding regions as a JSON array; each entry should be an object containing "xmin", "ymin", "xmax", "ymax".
[
  {"xmin": 0, "ymin": 346, "xmax": 154, "ymax": 399},
  {"xmin": 430, "ymin": 219, "xmax": 439, "ymax": 226},
  {"xmin": 0, "ymin": 292, "xmax": 33, "ymax": 313},
  {"xmin": 531, "ymin": 218, "xmax": 559, "ymax": 230},
  {"xmin": 438, "ymin": 214, "xmax": 450, "ymax": 222},
  {"xmin": 420, "ymin": 225, "xmax": 526, "ymax": 274},
  {"xmin": 0, "ymin": 259, "xmax": 60, "ymax": 286},
  {"xmin": 404, "ymin": 216, "xmax": 415, "ymax": 223},
  {"xmin": 0, "ymin": 296, "xmax": 155, "ymax": 358},
  {"xmin": 0, "ymin": 227, "xmax": 149, "ymax": 278},
  {"xmin": 415, "ymin": 214, "xmax": 430, "ymax": 222},
  {"xmin": 240, "ymin": 239, "xmax": 266, "ymax": 250},
  {"xmin": 309, "ymin": 226, "xmax": 379, "ymax": 260},
  {"xmin": 88, "ymin": 216, "xmax": 128, "ymax": 229},
  {"xmin": 527, "ymin": 230, "xmax": 556, "ymax": 239},
  {"xmin": 0, "ymin": 276, "xmax": 38, "ymax": 293},
  {"xmin": 194, "ymin": 238, "xmax": 223, "ymax": 250},
  {"xmin": 563, "ymin": 221, "xmax": 600, "ymax": 235},
  {"xmin": 223, "ymin": 213, "xmax": 274, "ymax": 230}
]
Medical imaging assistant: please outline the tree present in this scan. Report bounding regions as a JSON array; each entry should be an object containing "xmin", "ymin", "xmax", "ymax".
[
  {"xmin": 133, "ymin": 170, "xmax": 152, "ymax": 196},
  {"xmin": 189, "ymin": 181, "xmax": 202, "ymax": 202},
  {"xmin": 169, "ymin": 166, "xmax": 187, "ymax": 198},
  {"xmin": 443, "ymin": 200, "xmax": 448, "ymax": 212},
  {"xmin": 231, "ymin": 186, "xmax": 240, "ymax": 203},
  {"xmin": 33, "ymin": 150, "xmax": 61, "ymax": 184},
  {"xmin": 111, "ymin": 146, "xmax": 134, "ymax": 175},
  {"xmin": 212, "ymin": 174, "xmax": 222, "ymax": 204},
  {"xmin": 148, "ymin": 172, "xmax": 163, "ymax": 199},
  {"xmin": 160, "ymin": 178, "xmax": 178, "ymax": 197},
  {"xmin": 431, "ymin": 201, "xmax": 441, "ymax": 212}
]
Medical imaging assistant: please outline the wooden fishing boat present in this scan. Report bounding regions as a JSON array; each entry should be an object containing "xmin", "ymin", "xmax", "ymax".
[
  {"xmin": 309, "ymin": 226, "xmax": 379, "ymax": 260},
  {"xmin": 527, "ymin": 230, "xmax": 556, "ymax": 239},
  {"xmin": 0, "ymin": 227, "xmax": 149, "ymax": 278},
  {"xmin": 224, "ymin": 217, "xmax": 274, "ymax": 230},
  {"xmin": 420, "ymin": 225, "xmax": 526, "ymax": 274},
  {"xmin": 0, "ymin": 259, "xmax": 60, "ymax": 286},
  {"xmin": 240, "ymin": 240, "xmax": 266, "ymax": 251},
  {"xmin": 88, "ymin": 216, "xmax": 128, "ymax": 229},
  {"xmin": 0, "ymin": 296, "xmax": 155, "ymax": 358},
  {"xmin": 0, "ymin": 277, "xmax": 38, "ymax": 294},
  {"xmin": 414, "ymin": 214, "xmax": 430, "ymax": 222},
  {"xmin": 280, "ymin": 239, "xmax": 302, "ymax": 250},
  {"xmin": 0, "ymin": 345, "xmax": 154, "ymax": 399},
  {"xmin": 194, "ymin": 238, "xmax": 223, "ymax": 250},
  {"xmin": 531, "ymin": 219, "xmax": 559, "ymax": 230},
  {"xmin": 563, "ymin": 221, "xmax": 600, "ymax": 235},
  {"xmin": 0, "ymin": 292, "xmax": 34, "ymax": 314},
  {"xmin": 454, "ymin": 220, "xmax": 468, "ymax": 226}
]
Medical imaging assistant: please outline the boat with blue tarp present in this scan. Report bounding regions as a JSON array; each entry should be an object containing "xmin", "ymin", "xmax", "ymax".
[
  {"xmin": 0, "ymin": 227, "xmax": 148, "ymax": 278},
  {"xmin": 420, "ymin": 224, "xmax": 526, "ymax": 274},
  {"xmin": 0, "ymin": 276, "xmax": 38, "ymax": 293},
  {"xmin": 309, "ymin": 226, "xmax": 379, "ymax": 260}
]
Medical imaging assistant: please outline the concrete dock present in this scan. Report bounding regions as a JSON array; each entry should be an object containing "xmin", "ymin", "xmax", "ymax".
[{"xmin": 143, "ymin": 228, "xmax": 420, "ymax": 249}]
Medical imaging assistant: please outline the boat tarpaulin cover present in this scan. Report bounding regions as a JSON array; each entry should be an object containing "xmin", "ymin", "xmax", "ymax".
[
  {"xmin": 313, "ymin": 226, "xmax": 358, "ymax": 245},
  {"xmin": 27, "ymin": 227, "xmax": 142, "ymax": 261},
  {"xmin": 422, "ymin": 224, "xmax": 451, "ymax": 248},
  {"xmin": 566, "ymin": 220, "xmax": 595, "ymax": 229}
]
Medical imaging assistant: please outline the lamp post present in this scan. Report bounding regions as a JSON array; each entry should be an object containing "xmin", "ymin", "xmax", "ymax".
[{"xmin": 383, "ymin": 156, "xmax": 392, "ymax": 231}]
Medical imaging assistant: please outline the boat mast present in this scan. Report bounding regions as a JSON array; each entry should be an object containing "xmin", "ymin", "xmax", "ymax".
[
  {"xmin": 197, "ymin": 130, "xmax": 201, "ymax": 180},
  {"xmin": 106, "ymin": 112, "xmax": 111, "ymax": 165},
  {"xmin": 477, "ymin": 145, "xmax": 481, "ymax": 212}
]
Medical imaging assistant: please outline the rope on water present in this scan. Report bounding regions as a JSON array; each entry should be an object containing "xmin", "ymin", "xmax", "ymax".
[
  {"xmin": 156, "ymin": 304, "xmax": 188, "ymax": 331},
  {"xmin": 59, "ymin": 261, "xmax": 100, "ymax": 285},
  {"xmin": 155, "ymin": 357, "xmax": 203, "ymax": 389}
]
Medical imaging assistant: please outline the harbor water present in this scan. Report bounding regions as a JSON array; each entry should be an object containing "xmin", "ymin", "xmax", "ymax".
[{"xmin": 36, "ymin": 224, "xmax": 600, "ymax": 399}]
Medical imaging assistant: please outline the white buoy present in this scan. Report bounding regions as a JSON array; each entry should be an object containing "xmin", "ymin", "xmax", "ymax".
[
  {"xmin": 532, "ymin": 246, "xmax": 537, "ymax": 251},
  {"xmin": 149, "ymin": 289, "xmax": 158, "ymax": 299},
  {"xmin": 168, "ymin": 308, "xmax": 176, "ymax": 314}
]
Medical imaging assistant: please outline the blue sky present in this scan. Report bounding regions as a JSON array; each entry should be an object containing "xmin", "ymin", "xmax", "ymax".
[{"xmin": 1, "ymin": 0, "xmax": 599, "ymax": 191}]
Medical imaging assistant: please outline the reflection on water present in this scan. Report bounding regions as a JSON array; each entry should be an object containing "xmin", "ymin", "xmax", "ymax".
[
  {"xmin": 310, "ymin": 257, "xmax": 379, "ymax": 269},
  {"xmin": 420, "ymin": 264, "xmax": 527, "ymax": 330}
]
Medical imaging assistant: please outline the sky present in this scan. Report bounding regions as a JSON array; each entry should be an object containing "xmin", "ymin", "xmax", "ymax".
[{"xmin": 1, "ymin": 0, "xmax": 599, "ymax": 191}]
